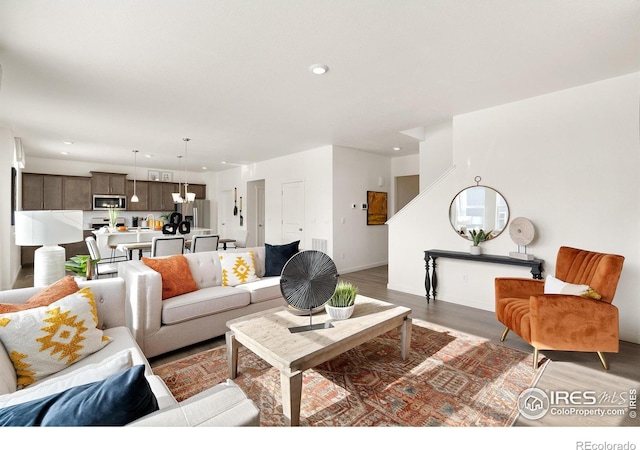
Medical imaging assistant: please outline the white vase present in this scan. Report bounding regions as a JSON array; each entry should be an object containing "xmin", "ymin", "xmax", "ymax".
[
  {"xmin": 470, "ymin": 245, "xmax": 482, "ymax": 255},
  {"xmin": 325, "ymin": 304, "xmax": 355, "ymax": 320}
]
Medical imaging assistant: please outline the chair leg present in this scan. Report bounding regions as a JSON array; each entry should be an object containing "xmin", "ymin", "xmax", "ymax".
[
  {"xmin": 597, "ymin": 352, "xmax": 609, "ymax": 370},
  {"xmin": 500, "ymin": 326, "xmax": 510, "ymax": 342},
  {"xmin": 533, "ymin": 347, "xmax": 539, "ymax": 370}
]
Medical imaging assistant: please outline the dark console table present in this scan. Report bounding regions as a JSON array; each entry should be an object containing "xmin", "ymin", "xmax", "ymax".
[{"xmin": 424, "ymin": 249, "xmax": 544, "ymax": 303}]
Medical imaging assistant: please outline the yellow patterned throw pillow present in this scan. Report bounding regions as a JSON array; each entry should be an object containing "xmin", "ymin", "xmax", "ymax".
[
  {"xmin": 0, "ymin": 287, "xmax": 112, "ymax": 389},
  {"xmin": 219, "ymin": 251, "xmax": 259, "ymax": 286}
]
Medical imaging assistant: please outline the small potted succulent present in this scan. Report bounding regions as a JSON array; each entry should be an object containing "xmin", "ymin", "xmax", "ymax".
[
  {"xmin": 325, "ymin": 281, "xmax": 358, "ymax": 320},
  {"xmin": 468, "ymin": 229, "xmax": 492, "ymax": 255}
]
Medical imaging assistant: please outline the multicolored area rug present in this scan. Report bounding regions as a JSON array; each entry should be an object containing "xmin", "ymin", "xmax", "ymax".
[{"xmin": 154, "ymin": 319, "xmax": 548, "ymax": 426}]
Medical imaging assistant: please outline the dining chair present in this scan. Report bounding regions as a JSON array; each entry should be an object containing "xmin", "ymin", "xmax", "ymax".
[
  {"xmin": 151, "ymin": 236, "xmax": 185, "ymax": 257},
  {"xmin": 191, "ymin": 234, "xmax": 220, "ymax": 253},
  {"xmin": 85, "ymin": 236, "xmax": 126, "ymax": 278}
]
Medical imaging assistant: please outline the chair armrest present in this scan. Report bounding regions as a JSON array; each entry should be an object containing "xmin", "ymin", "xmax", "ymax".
[
  {"xmin": 117, "ymin": 261, "xmax": 163, "ymax": 350},
  {"xmin": 529, "ymin": 294, "xmax": 619, "ymax": 352},
  {"xmin": 495, "ymin": 277, "xmax": 544, "ymax": 300}
]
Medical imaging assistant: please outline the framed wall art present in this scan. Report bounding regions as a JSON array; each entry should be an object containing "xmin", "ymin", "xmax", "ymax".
[
  {"xmin": 161, "ymin": 171, "xmax": 172, "ymax": 182},
  {"xmin": 366, "ymin": 191, "xmax": 387, "ymax": 225},
  {"xmin": 148, "ymin": 170, "xmax": 160, "ymax": 181}
]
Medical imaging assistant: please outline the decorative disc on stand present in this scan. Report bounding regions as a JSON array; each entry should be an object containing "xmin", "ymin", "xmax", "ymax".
[
  {"xmin": 509, "ymin": 217, "xmax": 535, "ymax": 260},
  {"xmin": 280, "ymin": 250, "xmax": 339, "ymax": 333}
]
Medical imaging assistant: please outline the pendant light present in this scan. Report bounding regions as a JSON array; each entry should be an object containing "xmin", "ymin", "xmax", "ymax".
[
  {"xmin": 183, "ymin": 138, "xmax": 196, "ymax": 203},
  {"xmin": 172, "ymin": 155, "xmax": 184, "ymax": 203},
  {"xmin": 131, "ymin": 150, "xmax": 139, "ymax": 203}
]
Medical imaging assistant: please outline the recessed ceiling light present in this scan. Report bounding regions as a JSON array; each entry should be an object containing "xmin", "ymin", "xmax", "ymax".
[
  {"xmin": 61, "ymin": 151, "xmax": 70, "ymax": 155},
  {"xmin": 201, "ymin": 166, "xmax": 207, "ymax": 170},
  {"xmin": 309, "ymin": 64, "xmax": 329, "ymax": 75},
  {"xmin": 145, "ymin": 154, "xmax": 153, "ymax": 158},
  {"xmin": 221, "ymin": 161, "xmax": 228, "ymax": 164},
  {"xmin": 393, "ymin": 147, "xmax": 401, "ymax": 151},
  {"xmin": 63, "ymin": 141, "xmax": 74, "ymax": 145}
]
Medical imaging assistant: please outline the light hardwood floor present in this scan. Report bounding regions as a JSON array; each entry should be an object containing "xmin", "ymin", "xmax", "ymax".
[{"xmin": 13, "ymin": 264, "xmax": 640, "ymax": 426}]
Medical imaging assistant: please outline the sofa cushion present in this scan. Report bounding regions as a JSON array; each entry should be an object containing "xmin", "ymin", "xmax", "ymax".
[
  {"xmin": 219, "ymin": 251, "xmax": 259, "ymax": 286},
  {"xmin": 264, "ymin": 241, "xmax": 300, "ymax": 276},
  {"xmin": 235, "ymin": 277, "xmax": 283, "ymax": 304},
  {"xmin": 0, "ymin": 287, "xmax": 112, "ymax": 389},
  {"xmin": 0, "ymin": 349, "xmax": 132, "ymax": 408},
  {"xmin": 0, "ymin": 276, "xmax": 79, "ymax": 314},
  {"xmin": 161, "ymin": 287, "xmax": 251, "ymax": 325},
  {"xmin": 142, "ymin": 255, "xmax": 200, "ymax": 300},
  {"xmin": 0, "ymin": 364, "xmax": 158, "ymax": 426}
]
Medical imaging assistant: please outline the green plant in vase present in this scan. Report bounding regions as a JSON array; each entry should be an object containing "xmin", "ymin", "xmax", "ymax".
[
  {"xmin": 326, "ymin": 281, "xmax": 358, "ymax": 320},
  {"xmin": 468, "ymin": 228, "xmax": 493, "ymax": 255},
  {"xmin": 65, "ymin": 255, "xmax": 93, "ymax": 279},
  {"xmin": 107, "ymin": 207, "xmax": 119, "ymax": 229}
]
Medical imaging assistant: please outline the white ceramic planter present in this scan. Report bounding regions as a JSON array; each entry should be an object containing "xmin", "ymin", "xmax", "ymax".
[
  {"xmin": 325, "ymin": 304, "xmax": 355, "ymax": 320},
  {"xmin": 470, "ymin": 245, "xmax": 482, "ymax": 255}
]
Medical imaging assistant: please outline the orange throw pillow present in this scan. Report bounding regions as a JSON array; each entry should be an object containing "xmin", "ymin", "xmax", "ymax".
[
  {"xmin": 0, "ymin": 276, "xmax": 80, "ymax": 314},
  {"xmin": 141, "ymin": 255, "xmax": 199, "ymax": 300}
]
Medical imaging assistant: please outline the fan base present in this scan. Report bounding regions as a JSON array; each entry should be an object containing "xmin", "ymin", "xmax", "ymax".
[
  {"xmin": 509, "ymin": 251, "xmax": 535, "ymax": 261},
  {"xmin": 289, "ymin": 322, "xmax": 334, "ymax": 333}
]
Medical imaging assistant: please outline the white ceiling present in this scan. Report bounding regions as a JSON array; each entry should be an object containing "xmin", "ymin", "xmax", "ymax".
[{"xmin": 1, "ymin": 0, "xmax": 639, "ymax": 173}]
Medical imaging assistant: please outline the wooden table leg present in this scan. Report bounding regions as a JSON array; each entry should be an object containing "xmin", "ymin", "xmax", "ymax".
[
  {"xmin": 226, "ymin": 331, "xmax": 239, "ymax": 379},
  {"xmin": 400, "ymin": 317, "xmax": 412, "ymax": 360},
  {"xmin": 280, "ymin": 369, "xmax": 303, "ymax": 426}
]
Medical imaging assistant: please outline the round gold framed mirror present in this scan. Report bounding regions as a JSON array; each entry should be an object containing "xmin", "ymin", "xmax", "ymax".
[{"xmin": 449, "ymin": 177, "xmax": 509, "ymax": 241}]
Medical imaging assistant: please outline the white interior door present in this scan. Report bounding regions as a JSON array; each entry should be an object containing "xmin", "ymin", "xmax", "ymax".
[{"xmin": 282, "ymin": 181, "xmax": 304, "ymax": 244}]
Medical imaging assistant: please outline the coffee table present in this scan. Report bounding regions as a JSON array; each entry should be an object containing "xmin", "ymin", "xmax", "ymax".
[{"xmin": 225, "ymin": 295, "xmax": 412, "ymax": 426}]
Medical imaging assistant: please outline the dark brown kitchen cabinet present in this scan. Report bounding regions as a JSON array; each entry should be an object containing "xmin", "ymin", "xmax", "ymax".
[
  {"xmin": 91, "ymin": 172, "xmax": 127, "ymax": 195},
  {"xmin": 63, "ymin": 176, "xmax": 92, "ymax": 210},
  {"xmin": 148, "ymin": 182, "xmax": 178, "ymax": 212},
  {"xmin": 22, "ymin": 173, "xmax": 63, "ymax": 210},
  {"xmin": 188, "ymin": 183, "xmax": 206, "ymax": 200},
  {"xmin": 126, "ymin": 180, "xmax": 149, "ymax": 211}
]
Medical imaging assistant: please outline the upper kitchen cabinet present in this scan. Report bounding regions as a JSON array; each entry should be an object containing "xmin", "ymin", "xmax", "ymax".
[
  {"xmin": 22, "ymin": 173, "xmax": 63, "ymax": 210},
  {"xmin": 63, "ymin": 176, "xmax": 92, "ymax": 210},
  {"xmin": 188, "ymin": 183, "xmax": 206, "ymax": 200},
  {"xmin": 126, "ymin": 180, "xmax": 149, "ymax": 211},
  {"xmin": 91, "ymin": 172, "xmax": 127, "ymax": 195},
  {"xmin": 148, "ymin": 181, "xmax": 178, "ymax": 211}
]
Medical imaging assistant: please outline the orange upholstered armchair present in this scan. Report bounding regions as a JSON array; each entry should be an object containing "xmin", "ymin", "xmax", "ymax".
[{"xmin": 495, "ymin": 246, "xmax": 624, "ymax": 370}]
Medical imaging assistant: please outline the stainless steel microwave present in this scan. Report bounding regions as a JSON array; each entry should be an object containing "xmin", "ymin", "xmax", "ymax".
[{"xmin": 93, "ymin": 195, "xmax": 127, "ymax": 210}]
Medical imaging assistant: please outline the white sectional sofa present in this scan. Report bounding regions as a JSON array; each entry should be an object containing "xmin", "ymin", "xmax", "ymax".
[
  {"xmin": 117, "ymin": 246, "xmax": 288, "ymax": 358},
  {"xmin": 0, "ymin": 278, "xmax": 259, "ymax": 426}
]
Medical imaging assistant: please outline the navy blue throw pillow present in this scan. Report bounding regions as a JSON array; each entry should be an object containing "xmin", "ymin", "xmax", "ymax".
[
  {"xmin": 265, "ymin": 241, "xmax": 300, "ymax": 276},
  {"xmin": 0, "ymin": 364, "xmax": 158, "ymax": 426}
]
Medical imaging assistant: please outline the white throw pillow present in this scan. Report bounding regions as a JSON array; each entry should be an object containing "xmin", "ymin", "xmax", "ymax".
[
  {"xmin": 544, "ymin": 275, "xmax": 601, "ymax": 300},
  {"xmin": 219, "ymin": 250, "xmax": 259, "ymax": 286},
  {"xmin": 0, "ymin": 287, "xmax": 112, "ymax": 388},
  {"xmin": 0, "ymin": 349, "xmax": 132, "ymax": 407}
]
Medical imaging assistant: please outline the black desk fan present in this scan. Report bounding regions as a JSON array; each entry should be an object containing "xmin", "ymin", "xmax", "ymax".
[{"xmin": 280, "ymin": 250, "xmax": 339, "ymax": 333}]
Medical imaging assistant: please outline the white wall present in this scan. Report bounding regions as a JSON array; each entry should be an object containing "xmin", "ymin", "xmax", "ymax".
[
  {"xmin": 388, "ymin": 73, "xmax": 640, "ymax": 344},
  {"xmin": 215, "ymin": 146, "xmax": 334, "ymax": 251},
  {"xmin": 419, "ymin": 120, "xmax": 453, "ymax": 191},
  {"xmin": 0, "ymin": 127, "xmax": 20, "ymax": 289},
  {"xmin": 333, "ymin": 146, "xmax": 391, "ymax": 273}
]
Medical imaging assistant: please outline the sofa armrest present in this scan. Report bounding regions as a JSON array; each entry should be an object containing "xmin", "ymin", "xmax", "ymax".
[
  {"xmin": 117, "ymin": 261, "xmax": 164, "ymax": 351},
  {"xmin": 495, "ymin": 277, "xmax": 544, "ymax": 301},
  {"xmin": 128, "ymin": 379, "xmax": 260, "ymax": 427},
  {"xmin": 529, "ymin": 294, "xmax": 619, "ymax": 352}
]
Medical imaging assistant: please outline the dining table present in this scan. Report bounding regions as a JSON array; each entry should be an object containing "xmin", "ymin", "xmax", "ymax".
[{"xmin": 218, "ymin": 238, "xmax": 236, "ymax": 250}]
